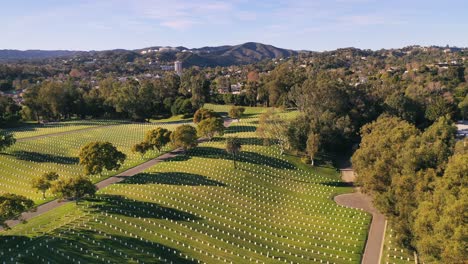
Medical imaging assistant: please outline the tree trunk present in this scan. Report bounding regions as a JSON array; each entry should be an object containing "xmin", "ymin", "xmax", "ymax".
[{"xmin": 310, "ymin": 158, "xmax": 314, "ymax": 166}]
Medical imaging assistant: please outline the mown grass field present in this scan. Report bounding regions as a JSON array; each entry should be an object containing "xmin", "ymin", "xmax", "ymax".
[
  {"xmin": 1, "ymin": 106, "xmax": 371, "ymax": 263},
  {"xmin": 0, "ymin": 120, "xmax": 191, "ymax": 204},
  {"xmin": 381, "ymin": 223, "xmax": 415, "ymax": 264}
]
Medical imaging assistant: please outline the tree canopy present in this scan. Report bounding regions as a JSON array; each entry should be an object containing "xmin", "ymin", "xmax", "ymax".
[
  {"xmin": 0, "ymin": 193, "xmax": 34, "ymax": 228},
  {"xmin": 197, "ymin": 117, "xmax": 225, "ymax": 141},
  {"xmin": 0, "ymin": 130, "xmax": 16, "ymax": 153},
  {"xmin": 78, "ymin": 142, "xmax": 126, "ymax": 175},
  {"xmin": 51, "ymin": 175, "xmax": 97, "ymax": 203},
  {"xmin": 31, "ymin": 172, "xmax": 59, "ymax": 198},
  {"xmin": 170, "ymin": 125, "xmax": 198, "ymax": 152}
]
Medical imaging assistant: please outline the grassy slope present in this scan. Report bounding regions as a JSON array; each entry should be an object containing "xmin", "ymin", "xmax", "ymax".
[
  {"xmin": 0, "ymin": 121, "xmax": 189, "ymax": 203},
  {"xmin": 381, "ymin": 223, "xmax": 415, "ymax": 264},
  {"xmin": 1, "ymin": 107, "xmax": 371, "ymax": 263}
]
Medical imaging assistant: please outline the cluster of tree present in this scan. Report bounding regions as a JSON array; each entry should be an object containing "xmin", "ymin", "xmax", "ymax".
[
  {"xmin": 0, "ymin": 95, "xmax": 21, "ymax": 127},
  {"xmin": 31, "ymin": 171, "xmax": 96, "ymax": 203},
  {"xmin": 193, "ymin": 108, "xmax": 225, "ymax": 141},
  {"xmin": 0, "ymin": 130, "xmax": 16, "ymax": 152},
  {"xmin": 132, "ymin": 127, "xmax": 172, "ymax": 157},
  {"xmin": 0, "ymin": 193, "xmax": 34, "ymax": 228},
  {"xmin": 352, "ymin": 115, "xmax": 466, "ymax": 262},
  {"xmin": 78, "ymin": 142, "xmax": 126, "ymax": 175}
]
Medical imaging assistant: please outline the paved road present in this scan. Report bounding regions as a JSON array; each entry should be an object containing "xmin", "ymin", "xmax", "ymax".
[
  {"xmin": 334, "ymin": 169, "xmax": 387, "ymax": 264},
  {"xmin": 2, "ymin": 119, "xmax": 233, "ymax": 230}
]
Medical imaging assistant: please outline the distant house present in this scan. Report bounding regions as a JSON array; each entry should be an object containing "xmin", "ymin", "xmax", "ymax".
[{"xmin": 161, "ymin": 65, "xmax": 174, "ymax": 71}]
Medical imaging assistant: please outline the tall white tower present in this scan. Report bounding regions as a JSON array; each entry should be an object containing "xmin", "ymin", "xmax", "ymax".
[{"xmin": 174, "ymin": 60, "xmax": 183, "ymax": 76}]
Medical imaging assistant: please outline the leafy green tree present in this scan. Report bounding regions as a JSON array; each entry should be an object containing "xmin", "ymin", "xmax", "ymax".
[
  {"xmin": 197, "ymin": 117, "xmax": 225, "ymax": 140},
  {"xmin": 170, "ymin": 125, "xmax": 198, "ymax": 152},
  {"xmin": 256, "ymin": 109, "xmax": 290, "ymax": 154},
  {"xmin": 0, "ymin": 95, "xmax": 21, "ymax": 127},
  {"xmin": 131, "ymin": 142, "xmax": 151, "ymax": 158},
  {"xmin": 193, "ymin": 108, "xmax": 219, "ymax": 123},
  {"xmin": 51, "ymin": 175, "xmax": 97, "ymax": 203},
  {"xmin": 31, "ymin": 172, "xmax": 59, "ymax": 198},
  {"xmin": 306, "ymin": 133, "xmax": 320, "ymax": 166},
  {"xmin": 0, "ymin": 193, "xmax": 34, "ymax": 228},
  {"xmin": 143, "ymin": 127, "xmax": 172, "ymax": 152},
  {"xmin": 458, "ymin": 94, "xmax": 468, "ymax": 120},
  {"xmin": 0, "ymin": 130, "xmax": 16, "ymax": 153},
  {"xmin": 190, "ymin": 74, "xmax": 211, "ymax": 109},
  {"xmin": 454, "ymin": 138, "xmax": 467, "ymax": 155},
  {"xmin": 425, "ymin": 97, "xmax": 454, "ymax": 122},
  {"xmin": 228, "ymin": 106, "xmax": 245, "ymax": 121},
  {"xmin": 352, "ymin": 116, "xmax": 419, "ymax": 194},
  {"xmin": 384, "ymin": 92, "xmax": 422, "ymax": 123},
  {"xmin": 226, "ymin": 137, "xmax": 242, "ymax": 169},
  {"xmin": 413, "ymin": 153, "xmax": 468, "ymax": 263},
  {"xmin": 413, "ymin": 116, "xmax": 456, "ymax": 172},
  {"xmin": 78, "ymin": 142, "xmax": 126, "ymax": 175}
]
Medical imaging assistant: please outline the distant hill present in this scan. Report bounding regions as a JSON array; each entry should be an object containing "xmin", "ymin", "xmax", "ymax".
[
  {"xmin": 0, "ymin": 42, "xmax": 299, "ymax": 67},
  {"xmin": 0, "ymin": 50, "xmax": 82, "ymax": 61},
  {"xmin": 180, "ymin": 42, "xmax": 298, "ymax": 66}
]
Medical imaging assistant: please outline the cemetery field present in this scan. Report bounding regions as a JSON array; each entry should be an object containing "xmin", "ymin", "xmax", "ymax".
[
  {"xmin": 0, "ymin": 120, "xmax": 190, "ymax": 204},
  {"xmin": 381, "ymin": 223, "xmax": 415, "ymax": 264},
  {"xmin": 0, "ymin": 109, "xmax": 372, "ymax": 263}
]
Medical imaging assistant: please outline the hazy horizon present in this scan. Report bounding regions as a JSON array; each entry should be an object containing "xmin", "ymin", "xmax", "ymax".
[{"xmin": 2, "ymin": 0, "xmax": 467, "ymax": 51}]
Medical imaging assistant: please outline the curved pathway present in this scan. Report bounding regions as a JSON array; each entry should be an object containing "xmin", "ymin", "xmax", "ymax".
[
  {"xmin": 2, "ymin": 119, "xmax": 234, "ymax": 230},
  {"xmin": 334, "ymin": 169, "xmax": 387, "ymax": 264}
]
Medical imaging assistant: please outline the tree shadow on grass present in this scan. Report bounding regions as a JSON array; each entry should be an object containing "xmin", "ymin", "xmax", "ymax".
[
  {"xmin": 121, "ymin": 172, "xmax": 226, "ymax": 187},
  {"xmin": 187, "ymin": 146, "xmax": 295, "ymax": 170},
  {"xmin": 320, "ymin": 181, "xmax": 354, "ymax": 187},
  {"xmin": 87, "ymin": 194, "xmax": 202, "ymax": 221},
  {"xmin": 211, "ymin": 137, "xmax": 265, "ymax": 146},
  {"xmin": 1, "ymin": 233, "xmax": 197, "ymax": 263},
  {"xmin": 224, "ymin": 125, "xmax": 257, "ymax": 134},
  {"xmin": 8, "ymin": 150, "xmax": 79, "ymax": 164}
]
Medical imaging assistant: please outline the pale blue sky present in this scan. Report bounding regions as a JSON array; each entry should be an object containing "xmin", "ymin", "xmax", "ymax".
[{"xmin": 1, "ymin": 0, "xmax": 467, "ymax": 51}]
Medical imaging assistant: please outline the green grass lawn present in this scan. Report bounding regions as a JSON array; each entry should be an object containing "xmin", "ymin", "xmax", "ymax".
[
  {"xmin": 5, "ymin": 120, "xmax": 128, "ymax": 139},
  {"xmin": 1, "ymin": 107, "xmax": 371, "ymax": 263},
  {"xmin": 0, "ymin": 121, "xmax": 185, "ymax": 204},
  {"xmin": 381, "ymin": 223, "xmax": 415, "ymax": 264}
]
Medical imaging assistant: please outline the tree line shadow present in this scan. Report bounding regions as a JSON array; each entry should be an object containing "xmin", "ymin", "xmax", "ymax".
[
  {"xmin": 121, "ymin": 172, "xmax": 226, "ymax": 187},
  {"xmin": 185, "ymin": 146, "xmax": 295, "ymax": 170},
  {"xmin": 211, "ymin": 137, "xmax": 264, "ymax": 146},
  {"xmin": 7, "ymin": 150, "xmax": 79, "ymax": 164},
  {"xmin": 224, "ymin": 125, "xmax": 257, "ymax": 134},
  {"xmin": 87, "ymin": 194, "xmax": 202, "ymax": 221},
  {"xmin": 0, "ymin": 231, "xmax": 197, "ymax": 263}
]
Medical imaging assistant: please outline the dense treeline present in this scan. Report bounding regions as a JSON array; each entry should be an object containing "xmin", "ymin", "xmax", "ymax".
[{"xmin": 352, "ymin": 116, "xmax": 466, "ymax": 262}]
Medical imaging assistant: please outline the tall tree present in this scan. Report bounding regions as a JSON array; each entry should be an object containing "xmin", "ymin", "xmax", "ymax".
[
  {"xmin": 0, "ymin": 193, "xmax": 34, "ymax": 228},
  {"xmin": 306, "ymin": 133, "xmax": 320, "ymax": 166},
  {"xmin": 143, "ymin": 127, "xmax": 172, "ymax": 152},
  {"xmin": 226, "ymin": 137, "xmax": 242, "ymax": 169},
  {"xmin": 31, "ymin": 172, "xmax": 59, "ymax": 198},
  {"xmin": 413, "ymin": 153, "xmax": 468, "ymax": 263},
  {"xmin": 170, "ymin": 125, "xmax": 198, "ymax": 153},
  {"xmin": 228, "ymin": 106, "xmax": 245, "ymax": 122},
  {"xmin": 0, "ymin": 130, "xmax": 16, "ymax": 153},
  {"xmin": 197, "ymin": 117, "xmax": 225, "ymax": 141},
  {"xmin": 193, "ymin": 108, "xmax": 219, "ymax": 124},
  {"xmin": 51, "ymin": 175, "xmax": 97, "ymax": 203},
  {"xmin": 256, "ymin": 109, "xmax": 290, "ymax": 154},
  {"xmin": 78, "ymin": 142, "xmax": 126, "ymax": 175}
]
